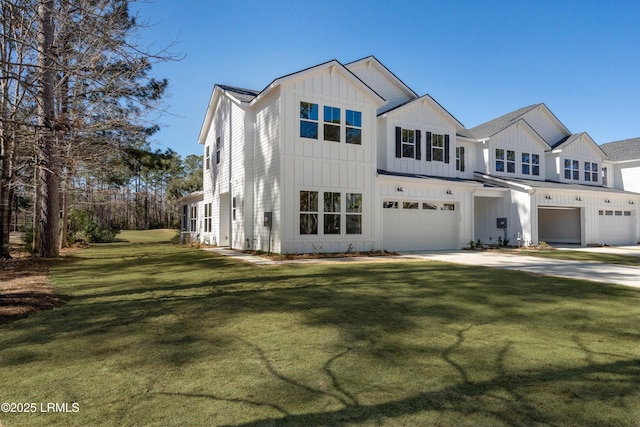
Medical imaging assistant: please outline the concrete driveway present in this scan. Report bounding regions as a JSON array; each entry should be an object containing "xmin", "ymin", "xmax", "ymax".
[
  {"xmin": 207, "ymin": 246, "xmax": 640, "ymax": 289},
  {"xmin": 401, "ymin": 247, "xmax": 640, "ymax": 289}
]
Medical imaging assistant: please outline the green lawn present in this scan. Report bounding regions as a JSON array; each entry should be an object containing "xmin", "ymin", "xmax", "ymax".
[
  {"xmin": 515, "ymin": 249, "xmax": 640, "ymax": 266},
  {"xmin": 1, "ymin": 230, "xmax": 639, "ymax": 426}
]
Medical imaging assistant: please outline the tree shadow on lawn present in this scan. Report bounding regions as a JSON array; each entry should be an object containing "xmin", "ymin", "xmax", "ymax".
[{"xmin": 3, "ymin": 248, "xmax": 640, "ymax": 426}]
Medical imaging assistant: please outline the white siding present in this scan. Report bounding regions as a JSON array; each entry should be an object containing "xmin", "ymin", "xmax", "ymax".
[
  {"xmin": 551, "ymin": 136, "xmax": 606, "ymax": 186},
  {"xmin": 277, "ymin": 66, "xmax": 380, "ymax": 254},
  {"xmin": 253, "ymin": 89, "xmax": 281, "ymax": 252},
  {"xmin": 346, "ymin": 61, "xmax": 414, "ymax": 113},
  {"xmin": 522, "ymin": 107, "xmax": 568, "ymax": 145},
  {"xmin": 382, "ymin": 102, "xmax": 458, "ymax": 178},
  {"xmin": 486, "ymin": 124, "xmax": 547, "ymax": 179},
  {"xmin": 614, "ymin": 160, "xmax": 640, "ymax": 193}
]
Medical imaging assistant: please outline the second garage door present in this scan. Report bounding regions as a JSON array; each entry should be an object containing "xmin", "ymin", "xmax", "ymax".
[
  {"xmin": 383, "ymin": 201, "xmax": 460, "ymax": 251},
  {"xmin": 538, "ymin": 206, "xmax": 581, "ymax": 245}
]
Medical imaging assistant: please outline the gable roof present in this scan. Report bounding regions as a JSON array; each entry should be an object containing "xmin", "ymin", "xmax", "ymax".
[
  {"xmin": 469, "ymin": 104, "xmax": 542, "ymax": 139},
  {"xmin": 345, "ymin": 55, "xmax": 419, "ymax": 99},
  {"xmin": 217, "ymin": 85, "xmax": 260, "ymax": 103},
  {"xmin": 253, "ymin": 59, "xmax": 386, "ymax": 107},
  {"xmin": 600, "ymin": 137, "xmax": 640, "ymax": 161},
  {"xmin": 379, "ymin": 94, "xmax": 466, "ymax": 131},
  {"xmin": 550, "ymin": 132, "xmax": 607, "ymax": 159}
]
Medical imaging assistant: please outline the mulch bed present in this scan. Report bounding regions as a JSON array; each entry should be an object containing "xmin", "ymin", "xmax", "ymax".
[{"xmin": 0, "ymin": 257, "xmax": 63, "ymax": 325}]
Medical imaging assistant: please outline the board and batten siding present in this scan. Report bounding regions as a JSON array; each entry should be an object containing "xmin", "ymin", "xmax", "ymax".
[
  {"xmin": 521, "ymin": 107, "xmax": 568, "ymax": 145},
  {"xmin": 345, "ymin": 61, "xmax": 414, "ymax": 114},
  {"xmin": 278, "ymin": 67, "xmax": 381, "ymax": 254},
  {"xmin": 485, "ymin": 125, "xmax": 547, "ymax": 179},
  {"xmin": 383, "ymin": 103, "xmax": 458, "ymax": 178},
  {"xmin": 252, "ymin": 89, "xmax": 281, "ymax": 253},
  {"xmin": 547, "ymin": 137, "xmax": 605, "ymax": 185}
]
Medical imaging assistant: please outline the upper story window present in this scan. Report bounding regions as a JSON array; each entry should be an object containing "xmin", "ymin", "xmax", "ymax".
[
  {"xmin": 300, "ymin": 102, "xmax": 319, "ymax": 139},
  {"xmin": 456, "ymin": 146, "xmax": 465, "ymax": 171},
  {"xmin": 522, "ymin": 152, "xmax": 540, "ymax": 176},
  {"xmin": 205, "ymin": 146, "xmax": 210, "ymax": 170},
  {"xmin": 496, "ymin": 148, "xmax": 515, "ymax": 173},
  {"xmin": 432, "ymin": 134, "xmax": 445, "ymax": 162},
  {"xmin": 602, "ymin": 167, "xmax": 608, "ymax": 186},
  {"xmin": 402, "ymin": 129, "xmax": 415, "ymax": 158},
  {"xmin": 496, "ymin": 149, "xmax": 505, "ymax": 172},
  {"xmin": 216, "ymin": 137, "xmax": 221, "ymax": 164},
  {"xmin": 324, "ymin": 106, "xmax": 341, "ymax": 142},
  {"xmin": 345, "ymin": 110, "xmax": 362, "ymax": 145},
  {"xmin": 564, "ymin": 159, "xmax": 579, "ymax": 180},
  {"xmin": 506, "ymin": 150, "xmax": 515, "ymax": 173},
  {"xmin": 584, "ymin": 162, "xmax": 598, "ymax": 182}
]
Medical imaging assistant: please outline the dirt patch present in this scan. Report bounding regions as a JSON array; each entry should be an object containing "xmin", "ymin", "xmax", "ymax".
[{"xmin": 0, "ymin": 256, "xmax": 63, "ymax": 325}]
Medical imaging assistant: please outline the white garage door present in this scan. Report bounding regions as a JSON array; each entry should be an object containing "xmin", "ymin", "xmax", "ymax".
[
  {"xmin": 383, "ymin": 201, "xmax": 460, "ymax": 251},
  {"xmin": 598, "ymin": 209, "xmax": 636, "ymax": 245},
  {"xmin": 538, "ymin": 207, "xmax": 581, "ymax": 244}
]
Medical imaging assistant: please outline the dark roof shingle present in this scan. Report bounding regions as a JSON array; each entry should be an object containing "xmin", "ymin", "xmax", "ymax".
[
  {"xmin": 469, "ymin": 104, "xmax": 541, "ymax": 139},
  {"xmin": 600, "ymin": 138, "xmax": 640, "ymax": 161}
]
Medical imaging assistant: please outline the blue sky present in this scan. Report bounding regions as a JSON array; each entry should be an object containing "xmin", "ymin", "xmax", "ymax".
[{"xmin": 133, "ymin": 0, "xmax": 640, "ymax": 158}]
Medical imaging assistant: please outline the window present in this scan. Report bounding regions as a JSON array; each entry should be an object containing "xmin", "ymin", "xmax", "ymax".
[
  {"xmin": 383, "ymin": 201, "xmax": 398, "ymax": 209},
  {"xmin": 584, "ymin": 162, "xmax": 598, "ymax": 182},
  {"xmin": 232, "ymin": 197, "xmax": 237, "ymax": 221},
  {"xmin": 182, "ymin": 205, "xmax": 188, "ymax": 231},
  {"xmin": 190, "ymin": 206, "xmax": 197, "ymax": 232},
  {"xmin": 300, "ymin": 191, "xmax": 318, "ymax": 234},
  {"xmin": 624, "ymin": 211, "xmax": 631, "ymax": 216},
  {"xmin": 216, "ymin": 137, "xmax": 221, "ymax": 164},
  {"xmin": 403, "ymin": 202, "xmax": 419, "ymax": 209},
  {"xmin": 345, "ymin": 110, "xmax": 362, "ymax": 145},
  {"xmin": 432, "ymin": 134, "xmax": 445, "ymax": 162},
  {"xmin": 506, "ymin": 150, "xmax": 516, "ymax": 173},
  {"xmin": 300, "ymin": 102, "xmax": 318, "ymax": 139},
  {"xmin": 324, "ymin": 192, "xmax": 341, "ymax": 234},
  {"xmin": 324, "ymin": 106, "xmax": 341, "ymax": 142},
  {"xmin": 442, "ymin": 204, "xmax": 455, "ymax": 211},
  {"xmin": 605, "ymin": 210, "xmax": 613, "ymax": 216},
  {"xmin": 602, "ymin": 167, "xmax": 608, "ymax": 186},
  {"xmin": 205, "ymin": 146, "xmax": 210, "ymax": 170},
  {"xmin": 456, "ymin": 146, "xmax": 465, "ymax": 171},
  {"xmin": 564, "ymin": 159, "xmax": 579, "ymax": 180},
  {"xmin": 402, "ymin": 129, "xmax": 415, "ymax": 158},
  {"xmin": 204, "ymin": 203, "xmax": 212, "ymax": 232},
  {"xmin": 423, "ymin": 202, "xmax": 437, "ymax": 210},
  {"xmin": 496, "ymin": 149, "xmax": 505, "ymax": 172},
  {"xmin": 346, "ymin": 193, "xmax": 362, "ymax": 234},
  {"xmin": 522, "ymin": 152, "xmax": 530, "ymax": 175},
  {"xmin": 615, "ymin": 211, "xmax": 623, "ymax": 216},
  {"xmin": 532, "ymin": 154, "xmax": 540, "ymax": 176}
]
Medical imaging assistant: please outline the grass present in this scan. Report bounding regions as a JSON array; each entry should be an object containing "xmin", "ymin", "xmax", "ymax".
[
  {"xmin": 516, "ymin": 249, "xmax": 640, "ymax": 266},
  {"xmin": 1, "ymin": 230, "xmax": 639, "ymax": 426}
]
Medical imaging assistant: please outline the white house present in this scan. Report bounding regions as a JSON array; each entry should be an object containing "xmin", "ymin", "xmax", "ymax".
[{"xmin": 182, "ymin": 56, "xmax": 640, "ymax": 251}]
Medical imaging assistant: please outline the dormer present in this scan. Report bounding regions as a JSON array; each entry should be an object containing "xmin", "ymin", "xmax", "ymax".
[{"xmin": 547, "ymin": 133, "xmax": 607, "ymax": 185}]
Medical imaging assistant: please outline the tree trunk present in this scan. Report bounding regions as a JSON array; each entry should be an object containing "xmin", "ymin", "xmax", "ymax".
[{"xmin": 37, "ymin": 0, "xmax": 60, "ymax": 257}]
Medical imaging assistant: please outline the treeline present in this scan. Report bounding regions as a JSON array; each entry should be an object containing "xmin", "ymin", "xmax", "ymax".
[{"xmin": 0, "ymin": 0, "xmax": 199, "ymax": 258}]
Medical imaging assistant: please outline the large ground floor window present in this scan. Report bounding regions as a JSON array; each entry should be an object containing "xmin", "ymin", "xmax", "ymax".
[{"xmin": 300, "ymin": 190, "xmax": 362, "ymax": 236}]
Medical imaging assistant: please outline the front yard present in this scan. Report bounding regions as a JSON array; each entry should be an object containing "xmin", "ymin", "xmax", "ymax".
[{"xmin": 1, "ymin": 231, "xmax": 638, "ymax": 426}]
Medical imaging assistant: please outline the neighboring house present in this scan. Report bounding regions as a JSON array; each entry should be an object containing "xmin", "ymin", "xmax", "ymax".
[
  {"xmin": 600, "ymin": 138, "xmax": 640, "ymax": 194},
  {"xmin": 183, "ymin": 56, "xmax": 640, "ymax": 252}
]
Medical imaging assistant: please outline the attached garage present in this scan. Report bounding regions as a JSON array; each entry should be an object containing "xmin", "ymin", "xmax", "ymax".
[
  {"xmin": 383, "ymin": 200, "xmax": 460, "ymax": 251},
  {"xmin": 538, "ymin": 206, "xmax": 581, "ymax": 245},
  {"xmin": 598, "ymin": 209, "xmax": 636, "ymax": 245}
]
